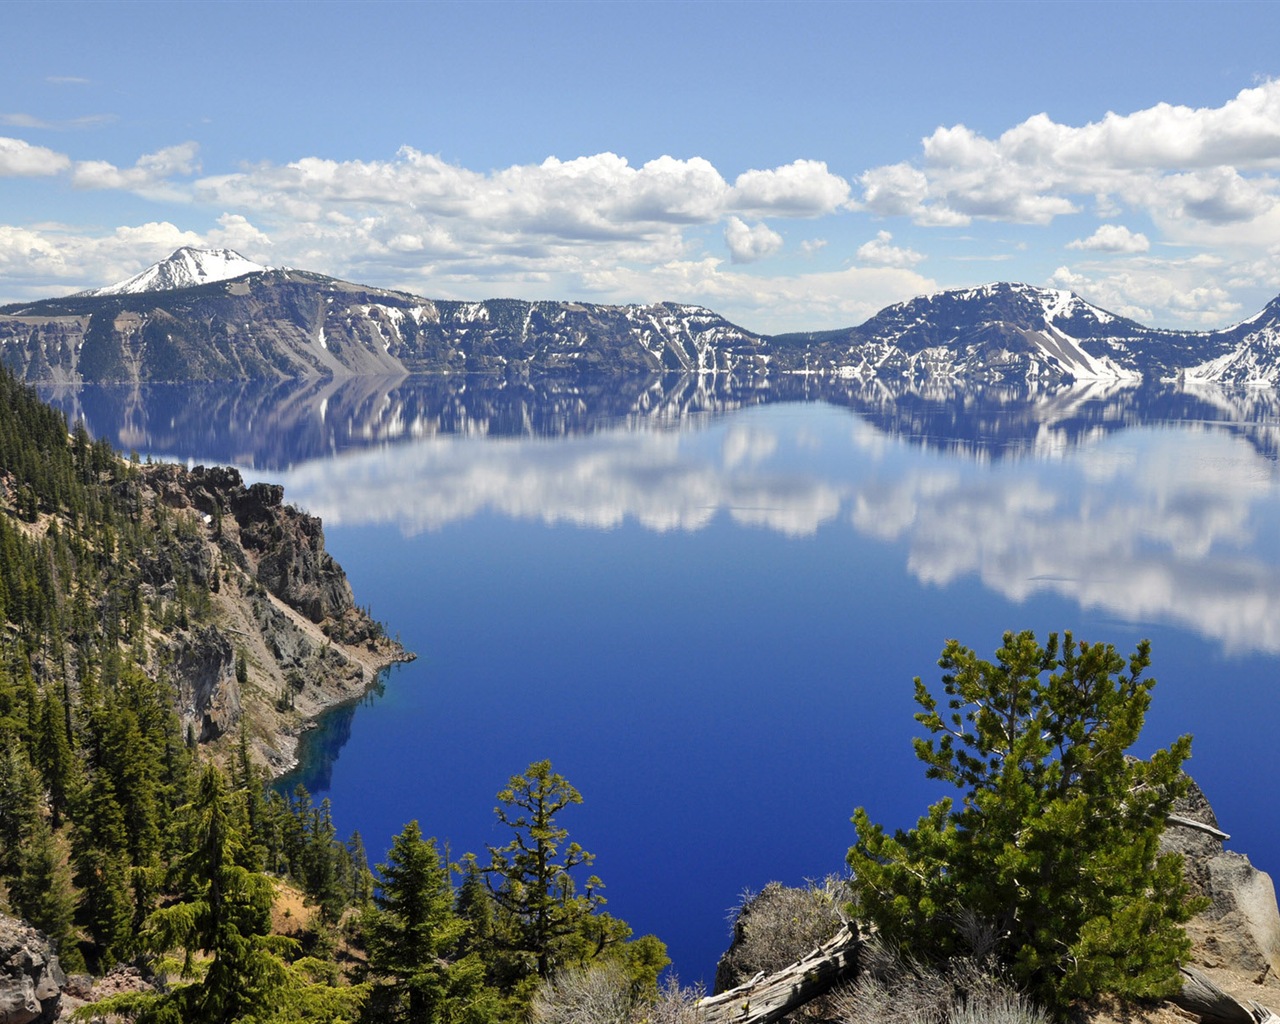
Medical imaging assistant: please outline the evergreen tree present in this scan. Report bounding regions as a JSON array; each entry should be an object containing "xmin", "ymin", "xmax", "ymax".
[
  {"xmin": 847, "ymin": 631, "xmax": 1204, "ymax": 1014},
  {"xmin": 11, "ymin": 816, "xmax": 84, "ymax": 972},
  {"xmin": 131, "ymin": 765, "xmax": 286, "ymax": 1023},
  {"xmin": 484, "ymin": 760, "xmax": 605, "ymax": 980},
  {"xmin": 71, "ymin": 773, "xmax": 134, "ymax": 966},
  {"xmin": 363, "ymin": 820, "xmax": 490, "ymax": 1023},
  {"xmin": 0, "ymin": 743, "xmax": 42, "ymax": 879}
]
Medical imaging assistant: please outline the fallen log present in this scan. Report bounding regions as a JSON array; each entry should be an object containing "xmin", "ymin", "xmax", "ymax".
[
  {"xmin": 1172, "ymin": 966, "xmax": 1280, "ymax": 1024},
  {"xmin": 698, "ymin": 924, "xmax": 861, "ymax": 1024}
]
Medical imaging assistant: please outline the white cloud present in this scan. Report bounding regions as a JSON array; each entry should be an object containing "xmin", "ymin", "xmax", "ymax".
[
  {"xmin": 1066, "ymin": 224, "xmax": 1150, "ymax": 253},
  {"xmin": 856, "ymin": 230, "xmax": 925, "ymax": 268},
  {"xmin": 580, "ymin": 257, "xmax": 935, "ymax": 333},
  {"xmin": 1048, "ymin": 256, "xmax": 1242, "ymax": 326},
  {"xmin": 0, "ymin": 113, "xmax": 115, "ymax": 131},
  {"xmin": 0, "ymin": 136, "xmax": 70, "ymax": 177},
  {"xmin": 724, "ymin": 216, "xmax": 783, "ymax": 264},
  {"xmin": 193, "ymin": 149, "xmax": 848, "ymax": 243},
  {"xmin": 0, "ymin": 221, "xmax": 208, "ymax": 297},
  {"xmin": 72, "ymin": 142, "xmax": 201, "ymax": 198},
  {"xmin": 858, "ymin": 80, "xmax": 1280, "ymax": 232},
  {"xmin": 730, "ymin": 160, "xmax": 851, "ymax": 217}
]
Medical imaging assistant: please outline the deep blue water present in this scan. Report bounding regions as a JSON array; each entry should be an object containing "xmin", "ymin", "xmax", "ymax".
[{"xmin": 45, "ymin": 376, "xmax": 1280, "ymax": 984}]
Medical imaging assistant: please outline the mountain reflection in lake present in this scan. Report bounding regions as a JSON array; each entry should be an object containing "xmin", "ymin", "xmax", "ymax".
[{"xmin": 43, "ymin": 373, "xmax": 1280, "ymax": 982}]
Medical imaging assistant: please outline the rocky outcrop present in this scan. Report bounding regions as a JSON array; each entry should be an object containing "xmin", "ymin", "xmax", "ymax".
[
  {"xmin": 1163, "ymin": 779, "xmax": 1280, "ymax": 985},
  {"xmin": 0, "ymin": 915, "xmax": 63, "ymax": 1024},
  {"xmin": 122, "ymin": 461, "xmax": 411, "ymax": 765},
  {"xmin": 10, "ymin": 259, "xmax": 1280, "ymax": 386}
]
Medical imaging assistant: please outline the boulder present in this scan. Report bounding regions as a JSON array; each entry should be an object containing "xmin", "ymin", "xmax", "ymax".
[
  {"xmin": 1162, "ymin": 777, "xmax": 1280, "ymax": 980},
  {"xmin": 0, "ymin": 914, "xmax": 63, "ymax": 1024}
]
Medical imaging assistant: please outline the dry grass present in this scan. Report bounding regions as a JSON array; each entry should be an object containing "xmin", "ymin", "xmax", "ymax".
[
  {"xmin": 531, "ymin": 966, "xmax": 706, "ymax": 1024},
  {"xmin": 829, "ymin": 937, "xmax": 1049, "ymax": 1024}
]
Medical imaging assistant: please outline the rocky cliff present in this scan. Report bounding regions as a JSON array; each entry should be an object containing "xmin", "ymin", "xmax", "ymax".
[
  {"xmin": 119, "ymin": 460, "xmax": 411, "ymax": 770},
  {"xmin": 8, "ymin": 250, "xmax": 1280, "ymax": 387},
  {"xmin": 0, "ymin": 268, "xmax": 769, "ymax": 384}
]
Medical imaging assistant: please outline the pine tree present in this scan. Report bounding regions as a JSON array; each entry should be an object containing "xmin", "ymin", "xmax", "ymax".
[
  {"xmin": 134, "ymin": 765, "xmax": 286, "ymax": 1023},
  {"xmin": 12, "ymin": 816, "xmax": 84, "ymax": 972},
  {"xmin": 484, "ymin": 760, "xmax": 605, "ymax": 980},
  {"xmin": 848, "ymin": 631, "xmax": 1204, "ymax": 1014},
  {"xmin": 71, "ymin": 773, "xmax": 134, "ymax": 966}
]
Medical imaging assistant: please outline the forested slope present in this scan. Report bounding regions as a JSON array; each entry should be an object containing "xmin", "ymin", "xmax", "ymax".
[{"xmin": 0, "ymin": 369, "xmax": 665, "ymax": 1023}]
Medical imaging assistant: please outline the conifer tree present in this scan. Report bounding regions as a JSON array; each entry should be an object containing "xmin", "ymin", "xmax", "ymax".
[
  {"xmin": 848, "ymin": 631, "xmax": 1203, "ymax": 1014},
  {"xmin": 132, "ymin": 765, "xmax": 286, "ymax": 1023},
  {"xmin": 12, "ymin": 816, "xmax": 83, "ymax": 972},
  {"xmin": 484, "ymin": 760, "xmax": 605, "ymax": 980},
  {"xmin": 363, "ymin": 820, "xmax": 491, "ymax": 1023}
]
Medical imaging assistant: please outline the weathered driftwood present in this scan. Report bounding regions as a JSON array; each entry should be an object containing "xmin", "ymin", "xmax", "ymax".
[
  {"xmin": 1166, "ymin": 812, "xmax": 1231, "ymax": 841},
  {"xmin": 1173, "ymin": 966, "xmax": 1280, "ymax": 1024},
  {"xmin": 698, "ymin": 924, "xmax": 861, "ymax": 1024}
]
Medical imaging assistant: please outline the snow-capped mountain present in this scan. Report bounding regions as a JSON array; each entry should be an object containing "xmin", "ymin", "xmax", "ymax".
[
  {"xmin": 773, "ymin": 282, "xmax": 1207, "ymax": 383},
  {"xmin": 3, "ymin": 251, "xmax": 1280, "ymax": 387},
  {"xmin": 84, "ymin": 247, "xmax": 268, "ymax": 296},
  {"xmin": 1182, "ymin": 296, "xmax": 1280, "ymax": 387}
]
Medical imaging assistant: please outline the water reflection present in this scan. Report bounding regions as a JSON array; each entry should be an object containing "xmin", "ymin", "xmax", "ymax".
[
  {"xmin": 41, "ymin": 375, "xmax": 1280, "ymax": 654},
  {"xmin": 41, "ymin": 373, "xmax": 1280, "ymax": 470}
]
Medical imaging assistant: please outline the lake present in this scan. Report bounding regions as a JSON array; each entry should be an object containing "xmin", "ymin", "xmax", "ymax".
[{"xmin": 42, "ymin": 373, "xmax": 1280, "ymax": 984}]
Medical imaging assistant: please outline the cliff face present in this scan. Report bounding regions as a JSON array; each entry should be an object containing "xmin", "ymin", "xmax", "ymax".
[
  {"xmin": 11, "ymin": 261, "xmax": 1280, "ymax": 386},
  {"xmin": 126, "ymin": 461, "xmax": 411, "ymax": 770}
]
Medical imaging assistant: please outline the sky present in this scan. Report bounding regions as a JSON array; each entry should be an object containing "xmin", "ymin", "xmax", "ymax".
[{"xmin": 4, "ymin": 0, "xmax": 1280, "ymax": 334}]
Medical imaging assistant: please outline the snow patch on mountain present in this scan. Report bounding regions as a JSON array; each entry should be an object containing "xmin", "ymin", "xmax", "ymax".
[{"xmin": 88, "ymin": 247, "xmax": 268, "ymax": 296}]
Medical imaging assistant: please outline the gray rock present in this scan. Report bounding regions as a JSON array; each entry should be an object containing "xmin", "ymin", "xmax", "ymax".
[
  {"xmin": 1162, "ymin": 777, "xmax": 1280, "ymax": 978},
  {"xmin": 0, "ymin": 914, "xmax": 63, "ymax": 1024}
]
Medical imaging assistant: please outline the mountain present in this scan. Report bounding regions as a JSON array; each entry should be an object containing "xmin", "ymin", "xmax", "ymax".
[
  {"xmin": 0, "ymin": 250, "xmax": 769, "ymax": 383},
  {"xmin": 2, "ymin": 248, "xmax": 1279, "ymax": 386},
  {"xmin": 82, "ymin": 245, "xmax": 268, "ymax": 296},
  {"xmin": 771, "ymin": 281, "xmax": 1221, "ymax": 383}
]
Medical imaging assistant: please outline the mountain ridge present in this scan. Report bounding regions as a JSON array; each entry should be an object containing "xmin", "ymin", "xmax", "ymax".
[{"xmin": 4, "ymin": 247, "xmax": 1280, "ymax": 386}]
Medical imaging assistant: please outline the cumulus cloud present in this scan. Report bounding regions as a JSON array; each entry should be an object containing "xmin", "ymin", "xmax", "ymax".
[
  {"xmin": 580, "ymin": 257, "xmax": 935, "ymax": 333},
  {"xmin": 191, "ymin": 149, "xmax": 849, "ymax": 238},
  {"xmin": 1067, "ymin": 224, "xmax": 1150, "ymax": 253},
  {"xmin": 0, "ymin": 136, "xmax": 70, "ymax": 176},
  {"xmin": 730, "ymin": 159, "xmax": 851, "ymax": 216},
  {"xmin": 857, "ymin": 79, "xmax": 1280, "ymax": 231},
  {"xmin": 1047, "ymin": 257, "xmax": 1242, "ymax": 326},
  {"xmin": 856, "ymin": 230, "xmax": 925, "ymax": 267},
  {"xmin": 0, "ymin": 220, "xmax": 210, "ymax": 297},
  {"xmin": 72, "ymin": 142, "xmax": 200, "ymax": 198},
  {"xmin": 724, "ymin": 216, "xmax": 783, "ymax": 264}
]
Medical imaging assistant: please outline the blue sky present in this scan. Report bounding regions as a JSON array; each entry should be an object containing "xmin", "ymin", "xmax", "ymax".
[{"xmin": 4, "ymin": 0, "xmax": 1280, "ymax": 333}]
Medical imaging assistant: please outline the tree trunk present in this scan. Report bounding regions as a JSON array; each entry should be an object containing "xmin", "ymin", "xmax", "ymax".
[
  {"xmin": 1170, "ymin": 967, "xmax": 1280, "ymax": 1024},
  {"xmin": 697, "ymin": 925, "xmax": 861, "ymax": 1024}
]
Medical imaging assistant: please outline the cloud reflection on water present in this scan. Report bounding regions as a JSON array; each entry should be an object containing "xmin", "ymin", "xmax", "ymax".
[{"xmin": 275, "ymin": 408, "xmax": 1280, "ymax": 654}]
